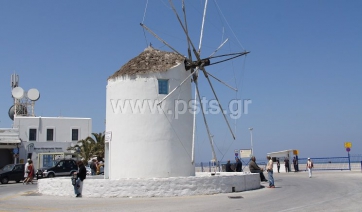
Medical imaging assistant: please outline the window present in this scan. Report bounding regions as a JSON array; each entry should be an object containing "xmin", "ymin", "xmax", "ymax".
[
  {"xmin": 29, "ymin": 129, "xmax": 37, "ymax": 141},
  {"xmin": 71, "ymin": 129, "xmax": 79, "ymax": 141},
  {"xmin": 158, "ymin": 79, "xmax": 169, "ymax": 94},
  {"xmin": 14, "ymin": 165, "xmax": 23, "ymax": 171},
  {"xmin": 46, "ymin": 129, "xmax": 54, "ymax": 141},
  {"xmin": 57, "ymin": 161, "xmax": 64, "ymax": 168}
]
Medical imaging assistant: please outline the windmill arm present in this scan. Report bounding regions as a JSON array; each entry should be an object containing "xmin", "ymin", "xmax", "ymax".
[
  {"xmin": 195, "ymin": 80, "xmax": 218, "ymax": 162},
  {"xmin": 206, "ymin": 71, "xmax": 238, "ymax": 91},
  {"xmin": 208, "ymin": 38, "xmax": 229, "ymax": 58},
  {"xmin": 169, "ymin": 0, "xmax": 202, "ymax": 62},
  {"xmin": 200, "ymin": 66, "xmax": 236, "ymax": 140},
  {"xmin": 208, "ymin": 51, "xmax": 250, "ymax": 66}
]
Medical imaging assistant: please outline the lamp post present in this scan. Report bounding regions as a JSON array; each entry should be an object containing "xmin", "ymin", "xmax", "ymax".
[{"xmin": 249, "ymin": 128, "xmax": 253, "ymax": 156}]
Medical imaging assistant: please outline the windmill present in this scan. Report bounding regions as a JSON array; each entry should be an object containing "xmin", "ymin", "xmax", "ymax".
[{"xmin": 141, "ymin": 0, "xmax": 250, "ymax": 164}]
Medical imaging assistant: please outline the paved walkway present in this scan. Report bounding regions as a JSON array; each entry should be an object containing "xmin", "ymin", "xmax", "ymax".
[{"xmin": 0, "ymin": 171, "xmax": 361, "ymax": 212}]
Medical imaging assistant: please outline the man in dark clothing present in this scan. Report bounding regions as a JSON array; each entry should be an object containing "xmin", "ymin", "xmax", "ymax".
[
  {"xmin": 293, "ymin": 157, "xmax": 298, "ymax": 172},
  {"xmin": 249, "ymin": 156, "xmax": 267, "ymax": 182},
  {"xmin": 225, "ymin": 160, "xmax": 233, "ymax": 172},
  {"xmin": 235, "ymin": 158, "xmax": 242, "ymax": 172},
  {"xmin": 74, "ymin": 160, "xmax": 87, "ymax": 198},
  {"xmin": 90, "ymin": 159, "xmax": 97, "ymax": 175},
  {"xmin": 284, "ymin": 157, "xmax": 290, "ymax": 172}
]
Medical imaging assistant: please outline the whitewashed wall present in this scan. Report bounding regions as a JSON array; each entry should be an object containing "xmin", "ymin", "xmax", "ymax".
[
  {"xmin": 106, "ymin": 63, "xmax": 194, "ymax": 179},
  {"xmin": 14, "ymin": 116, "xmax": 92, "ymax": 143},
  {"xmin": 38, "ymin": 173, "xmax": 261, "ymax": 198},
  {"xmin": 13, "ymin": 116, "xmax": 92, "ymax": 169}
]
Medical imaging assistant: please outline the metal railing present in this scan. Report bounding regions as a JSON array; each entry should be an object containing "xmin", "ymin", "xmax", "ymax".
[{"xmin": 195, "ymin": 154, "xmax": 362, "ymax": 172}]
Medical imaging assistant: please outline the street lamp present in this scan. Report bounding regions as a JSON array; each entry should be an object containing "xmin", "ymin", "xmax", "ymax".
[{"xmin": 249, "ymin": 128, "xmax": 253, "ymax": 156}]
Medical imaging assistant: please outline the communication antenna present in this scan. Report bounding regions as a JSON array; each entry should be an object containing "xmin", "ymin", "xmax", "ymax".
[
  {"xmin": 11, "ymin": 86, "xmax": 25, "ymax": 118},
  {"xmin": 11, "ymin": 87, "xmax": 25, "ymax": 99},
  {"xmin": 27, "ymin": 88, "xmax": 41, "ymax": 116},
  {"xmin": 9, "ymin": 73, "xmax": 41, "ymax": 119},
  {"xmin": 10, "ymin": 73, "xmax": 19, "ymax": 89}
]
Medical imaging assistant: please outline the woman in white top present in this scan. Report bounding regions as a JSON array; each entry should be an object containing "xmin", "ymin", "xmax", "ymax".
[{"xmin": 306, "ymin": 158, "xmax": 314, "ymax": 178}]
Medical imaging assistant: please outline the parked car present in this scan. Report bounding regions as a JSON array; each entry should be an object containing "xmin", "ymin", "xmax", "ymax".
[
  {"xmin": 0, "ymin": 163, "xmax": 25, "ymax": 184},
  {"xmin": 37, "ymin": 159, "xmax": 78, "ymax": 178}
]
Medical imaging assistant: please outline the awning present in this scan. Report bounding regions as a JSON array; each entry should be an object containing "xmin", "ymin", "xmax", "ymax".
[
  {"xmin": 0, "ymin": 138, "xmax": 21, "ymax": 144},
  {"xmin": 267, "ymin": 149, "xmax": 295, "ymax": 158},
  {"xmin": 0, "ymin": 128, "xmax": 21, "ymax": 144}
]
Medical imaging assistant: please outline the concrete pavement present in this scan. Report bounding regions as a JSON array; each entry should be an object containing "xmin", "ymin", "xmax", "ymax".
[{"xmin": 0, "ymin": 171, "xmax": 361, "ymax": 212}]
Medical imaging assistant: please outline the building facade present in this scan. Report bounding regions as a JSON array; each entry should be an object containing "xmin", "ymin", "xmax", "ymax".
[{"xmin": 9, "ymin": 116, "xmax": 92, "ymax": 169}]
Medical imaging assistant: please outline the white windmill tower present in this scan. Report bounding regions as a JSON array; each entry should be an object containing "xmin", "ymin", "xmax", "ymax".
[{"xmin": 141, "ymin": 0, "xmax": 250, "ymax": 164}]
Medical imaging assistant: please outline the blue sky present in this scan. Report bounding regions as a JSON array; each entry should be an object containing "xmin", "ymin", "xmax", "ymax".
[{"xmin": 0, "ymin": 1, "xmax": 361, "ymax": 162}]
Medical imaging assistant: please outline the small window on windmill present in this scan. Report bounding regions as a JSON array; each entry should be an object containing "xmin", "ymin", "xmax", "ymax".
[{"xmin": 158, "ymin": 79, "xmax": 169, "ymax": 94}]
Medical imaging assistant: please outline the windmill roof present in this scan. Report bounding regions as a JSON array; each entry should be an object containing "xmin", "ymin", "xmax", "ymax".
[{"xmin": 108, "ymin": 47, "xmax": 186, "ymax": 79}]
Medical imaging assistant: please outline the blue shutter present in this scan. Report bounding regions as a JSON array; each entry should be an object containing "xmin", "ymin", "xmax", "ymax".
[{"xmin": 158, "ymin": 79, "xmax": 169, "ymax": 94}]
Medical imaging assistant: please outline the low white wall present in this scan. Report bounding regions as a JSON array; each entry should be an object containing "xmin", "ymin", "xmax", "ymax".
[{"xmin": 38, "ymin": 172, "xmax": 260, "ymax": 198}]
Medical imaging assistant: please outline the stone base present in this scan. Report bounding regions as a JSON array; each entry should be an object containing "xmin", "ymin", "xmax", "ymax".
[{"xmin": 37, "ymin": 172, "xmax": 261, "ymax": 198}]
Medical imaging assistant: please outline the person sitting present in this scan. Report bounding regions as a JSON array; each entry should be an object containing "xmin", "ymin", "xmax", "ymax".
[{"xmin": 249, "ymin": 156, "xmax": 268, "ymax": 182}]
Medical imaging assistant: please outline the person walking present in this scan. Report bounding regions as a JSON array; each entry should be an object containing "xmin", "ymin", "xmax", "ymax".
[
  {"xmin": 306, "ymin": 158, "xmax": 314, "ymax": 178},
  {"xmin": 276, "ymin": 159, "xmax": 280, "ymax": 173},
  {"xmin": 24, "ymin": 160, "xmax": 34, "ymax": 184},
  {"xmin": 74, "ymin": 161, "xmax": 87, "ymax": 197},
  {"xmin": 23, "ymin": 159, "xmax": 30, "ymax": 184},
  {"xmin": 266, "ymin": 156, "xmax": 275, "ymax": 188}
]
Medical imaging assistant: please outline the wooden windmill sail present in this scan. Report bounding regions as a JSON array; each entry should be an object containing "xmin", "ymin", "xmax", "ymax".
[{"xmin": 141, "ymin": 0, "xmax": 250, "ymax": 163}]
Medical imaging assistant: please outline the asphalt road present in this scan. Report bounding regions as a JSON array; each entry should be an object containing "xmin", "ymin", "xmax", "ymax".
[{"xmin": 0, "ymin": 171, "xmax": 361, "ymax": 212}]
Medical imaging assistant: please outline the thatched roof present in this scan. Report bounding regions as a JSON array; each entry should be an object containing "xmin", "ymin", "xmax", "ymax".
[{"xmin": 108, "ymin": 47, "xmax": 186, "ymax": 79}]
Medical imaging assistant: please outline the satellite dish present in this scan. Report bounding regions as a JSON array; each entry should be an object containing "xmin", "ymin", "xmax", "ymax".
[
  {"xmin": 27, "ymin": 88, "xmax": 40, "ymax": 101},
  {"xmin": 12, "ymin": 87, "xmax": 25, "ymax": 99},
  {"xmin": 8, "ymin": 105, "xmax": 28, "ymax": 120}
]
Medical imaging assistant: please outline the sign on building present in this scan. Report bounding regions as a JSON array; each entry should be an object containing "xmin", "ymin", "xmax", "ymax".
[{"xmin": 240, "ymin": 149, "xmax": 252, "ymax": 158}]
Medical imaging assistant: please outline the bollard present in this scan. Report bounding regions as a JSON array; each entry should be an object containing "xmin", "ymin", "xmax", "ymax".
[{"xmin": 361, "ymin": 161, "xmax": 362, "ymax": 172}]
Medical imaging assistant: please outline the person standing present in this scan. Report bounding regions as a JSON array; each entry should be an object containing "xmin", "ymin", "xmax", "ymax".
[
  {"xmin": 235, "ymin": 158, "xmax": 242, "ymax": 172},
  {"xmin": 293, "ymin": 157, "xmax": 298, "ymax": 172},
  {"xmin": 90, "ymin": 159, "xmax": 97, "ymax": 175},
  {"xmin": 249, "ymin": 156, "xmax": 268, "ymax": 182},
  {"xmin": 306, "ymin": 158, "xmax": 314, "ymax": 178},
  {"xmin": 225, "ymin": 160, "xmax": 233, "ymax": 172},
  {"xmin": 276, "ymin": 159, "xmax": 280, "ymax": 173},
  {"xmin": 74, "ymin": 161, "xmax": 87, "ymax": 197},
  {"xmin": 284, "ymin": 157, "xmax": 290, "ymax": 172},
  {"xmin": 266, "ymin": 156, "xmax": 275, "ymax": 188}
]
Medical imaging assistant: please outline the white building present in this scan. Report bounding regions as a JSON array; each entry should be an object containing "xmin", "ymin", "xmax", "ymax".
[
  {"xmin": 106, "ymin": 47, "xmax": 194, "ymax": 179},
  {"xmin": 0, "ymin": 116, "xmax": 92, "ymax": 169},
  {"xmin": 0, "ymin": 128, "xmax": 22, "ymax": 168}
]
